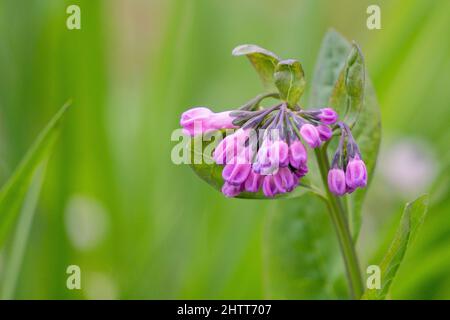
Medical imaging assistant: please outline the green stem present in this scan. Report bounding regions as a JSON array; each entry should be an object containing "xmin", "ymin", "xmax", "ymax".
[{"xmin": 314, "ymin": 148, "xmax": 364, "ymax": 299}]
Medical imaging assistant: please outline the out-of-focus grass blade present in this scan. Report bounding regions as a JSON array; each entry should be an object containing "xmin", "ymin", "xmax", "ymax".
[
  {"xmin": 361, "ymin": 194, "xmax": 429, "ymax": 300},
  {"xmin": 0, "ymin": 101, "xmax": 71, "ymax": 248},
  {"xmin": 1, "ymin": 162, "xmax": 46, "ymax": 299}
]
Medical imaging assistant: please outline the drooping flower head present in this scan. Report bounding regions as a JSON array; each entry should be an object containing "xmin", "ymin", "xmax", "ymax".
[
  {"xmin": 327, "ymin": 122, "xmax": 368, "ymax": 196},
  {"xmin": 180, "ymin": 102, "xmax": 343, "ymax": 198},
  {"xmin": 179, "ymin": 45, "xmax": 366, "ymax": 198}
]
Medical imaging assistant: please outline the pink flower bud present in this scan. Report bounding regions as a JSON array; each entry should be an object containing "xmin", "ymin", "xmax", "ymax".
[
  {"xmin": 221, "ymin": 182, "xmax": 243, "ymax": 197},
  {"xmin": 213, "ymin": 129, "xmax": 248, "ymax": 165},
  {"xmin": 255, "ymin": 140, "xmax": 287, "ymax": 175},
  {"xmin": 244, "ymin": 171, "xmax": 263, "ymax": 193},
  {"xmin": 318, "ymin": 108, "xmax": 338, "ymax": 125},
  {"xmin": 345, "ymin": 156, "xmax": 367, "ymax": 189},
  {"xmin": 317, "ymin": 124, "xmax": 333, "ymax": 142},
  {"xmin": 270, "ymin": 140, "xmax": 289, "ymax": 167},
  {"xmin": 180, "ymin": 107, "xmax": 237, "ymax": 136},
  {"xmin": 262, "ymin": 175, "xmax": 279, "ymax": 198},
  {"xmin": 273, "ymin": 167, "xmax": 297, "ymax": 193},
  {"xmin": 208, "ymin": 111, "xmax": 237, "ymax": 130},
  {"xmin": 222, "ymin": 158, "xmax": 251, "ymax": 186},
  {"xmin": 327, "ymin": 168, "xmax": 346, "ymax": 196},
  {"xmin": 300, "ymin": 124, "xmax": 321, "ymax": 148},
  {"xmin": 293, "ymin": 164, "xmax": 308, "ymax": 178},
  {"xmin": 289, "ymin": 140, "xmax": 307, "ymax": 169},
  {"xmin": 180, "ymin": 107, "xmax": 213, "ymax": 136}
]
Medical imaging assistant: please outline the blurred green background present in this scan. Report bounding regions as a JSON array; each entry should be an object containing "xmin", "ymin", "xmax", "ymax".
[{"xmin": 0, "ymin": 0, "xmax": 449, "ymax": 299}]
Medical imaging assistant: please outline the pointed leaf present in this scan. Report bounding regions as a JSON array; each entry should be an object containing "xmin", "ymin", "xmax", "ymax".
[
  {"xmin": 0, "ymin": 102, "xmax": 70, "ymax": 247},
  {"xmin": 329, "ymin": 43, "xmax": 365, "ymax": 128},
  {"xmin": 232, "ymin": 44, "xmax": 280, "ymax": 91},
  {"xmin": 274, "ymin": 59, "xmax": 306, "ymax": 107},
  {"xmin": 310, "ymin": 29, "xmax": 351, "ymax": 107},
  {"xmin": 346, "ymin": 80, "xmax": 381, "ymax": 239},
  {"xmin": 361, "ymin": 194, "xmax": 429, "ymax": 300}
]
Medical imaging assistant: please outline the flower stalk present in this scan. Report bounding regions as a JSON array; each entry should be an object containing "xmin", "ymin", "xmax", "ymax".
[{"xmin": 315, "ymin": 147, "xmax": 364, "ymax": 299}]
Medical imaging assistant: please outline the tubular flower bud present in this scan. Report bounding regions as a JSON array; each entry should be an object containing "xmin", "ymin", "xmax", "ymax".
[
  {"xmin": 244, "ymin": 170, "xmax": 263, "ymax": 193},
  {"xmin": 180, "ymin": 107, "xmax": 237, "ymax": 136},
  {"xmin": 221, "ymin": 182, "xmax": 243, "ymax": 198},
  {"xmin": 317, "ymin": 124, "xmax": 333, "ymax": 142},
  {"xmin": 289, "ymin": 140, "xmax": 307, "ymax": 169},
  {"xmin": 300, "ymin": 124, "xmax": 321, "ymax": 148},
  {"xmin": 345, "ymin": 155, "xmax": 368, "ymax": 189},
  {"xmin": 328, "ymin": 168, "xmax": 347, "ymax": 196},
  {"xmin": 318, "ymin": 107, "xmax": 338, "ymax": 125},
  {"xmin": 222, "ymin": 158, "xmax": 252, "ymax": 186}
]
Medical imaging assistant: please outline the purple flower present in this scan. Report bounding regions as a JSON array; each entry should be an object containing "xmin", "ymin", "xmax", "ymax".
[
  {"xmin": 273, "ymin": 167, "xmax": 297, "ymax": 193},
  {"xmin": 293, "ymin": 164, "xmax": 308, "ymax": 178},
  {"xmin": 262, "ymin": 175, "xmax": 279, "ymax": 198},
  {"xmin": 300, "ymin": 124, "xmax": 321, "ymax": 148},
  {"xmin": 244, "ymin": 171, "xmax": 263, "ymax": 192},
  {"xmin": 318, "ymin": 108, "xmax": 338, "ymax": 125},
  {"xmin": 180, "ymin": 107, "xmax": 213, "ymax": 136},
  {"xmin": 328, "ymin": 168, "xmax": 347, "ymax": 196},
  {"xmin": 346, "ymin": 185, "xmax": 356, "ymax": 194},
  {"xmin": 317, "ymin": 124, "xmax": 333, "ymax": 142},
  {"xmin": 345, "ymin": 155, "xmax": 367, "ymax": 189},
  {"xmin": 289, "ymin": 140, "xmax": 307, "ymax": 169},
  {"xmin": 255, "ymin": 139, "xmax": 288, "ymax": 175},
  {"xmin": 222, "ymin": 158, "xmax": 251, "ymax": 185},
  {"xmin": 208, "ymin": 111, "xmax": 237, "ymax": 130},
  {"xmin": 213, "ymin": 129, "xmax": 249, "ymax": 165},
  {"xmin": 222, "ymin": 182, "xmax": 243, "ymax": 197},
  {"xmin": 270, "ymin": 140, "xmax": 289, "ymax": 167},
  {"xmin": 180, "ymin": 107, "xmax": 237, "ymax": 136}
]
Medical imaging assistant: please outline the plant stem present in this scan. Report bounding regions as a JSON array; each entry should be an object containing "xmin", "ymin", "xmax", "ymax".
[{"xmin": 314, "ymin": 148, "xmax": 364, "ymax": 299}]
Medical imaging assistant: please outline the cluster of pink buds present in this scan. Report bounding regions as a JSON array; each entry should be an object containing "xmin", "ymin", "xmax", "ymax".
[
  {"xmin": 327, "ymin": 122, "xmax": 368, "ymax": 196},
  {"xmin": 180, "ymin": 104, "xmax": 343, "ymax": 198}
]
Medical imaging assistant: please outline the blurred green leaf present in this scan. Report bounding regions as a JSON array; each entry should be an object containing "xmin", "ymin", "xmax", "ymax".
[
  {"xmin": 1, "ymin": 162, "xmax": 46, "ymax": 299},
  {"xmin": 232, "ymin": 44, "xmax": 280, "ymax": 92},
  {"xmin": 347, "ymin": 79, "xmax": 381, "ymax": 240},
  {"xmin": 274, "ymin": 59, "xmax": 306, "ymax": 107},
  {"xmin": 330, "ymin": 43, "xmax": 365, "ymax": 128},
  {"xmin": 310, "ymin": 29, "xmax": 351, "ymax": 107},
  {"xmin": 0, "ymin": 102, "xmax": 70, "ymax": 247},
  {"xmin": 361, "ymin": 194, "xmax": 429, "ymax": 300},
  {"xmin": 264, "ymin": 196, "xmax": 348, "ymax": 299}
]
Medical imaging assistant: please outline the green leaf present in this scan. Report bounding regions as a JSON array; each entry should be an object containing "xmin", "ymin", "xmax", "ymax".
[
  {"xmin": 329, "ymin": 43, "xmax": 365, "ymax": 128},
  {"xmin": 310, "ymin": 29, "xmax": 351, "ymax": 107},
  {"xmin": 361, "ymin": 194, "xmax": 429, "ymax": 300},
  {"xmin": 274, "ymin": 59, "xmax": 306, "ymax": 107},
  {"xmin": 0, "ymin": 102, "xmax": 71, "ymax": 247},
  {"xmin": 346, "ymin": 79, "xmax": 381, "ymax": 240},
  {"xmin": 310, "ymin": 30, "xmax": 381, "ymax": 240},
  {"xmin": 1, "ymin": 162, "xmax": 47, "ymax": 299},
  {"xmin": 264, "ymin": 195, "xmax": 348, "ymax": 299},
  {"xmin": 232, "ymin": 44, "xmax": 280, "ymax": 92},
  {"xmin": 188, "ymin": 131, "xmax": 315, "ymax": 200}
]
